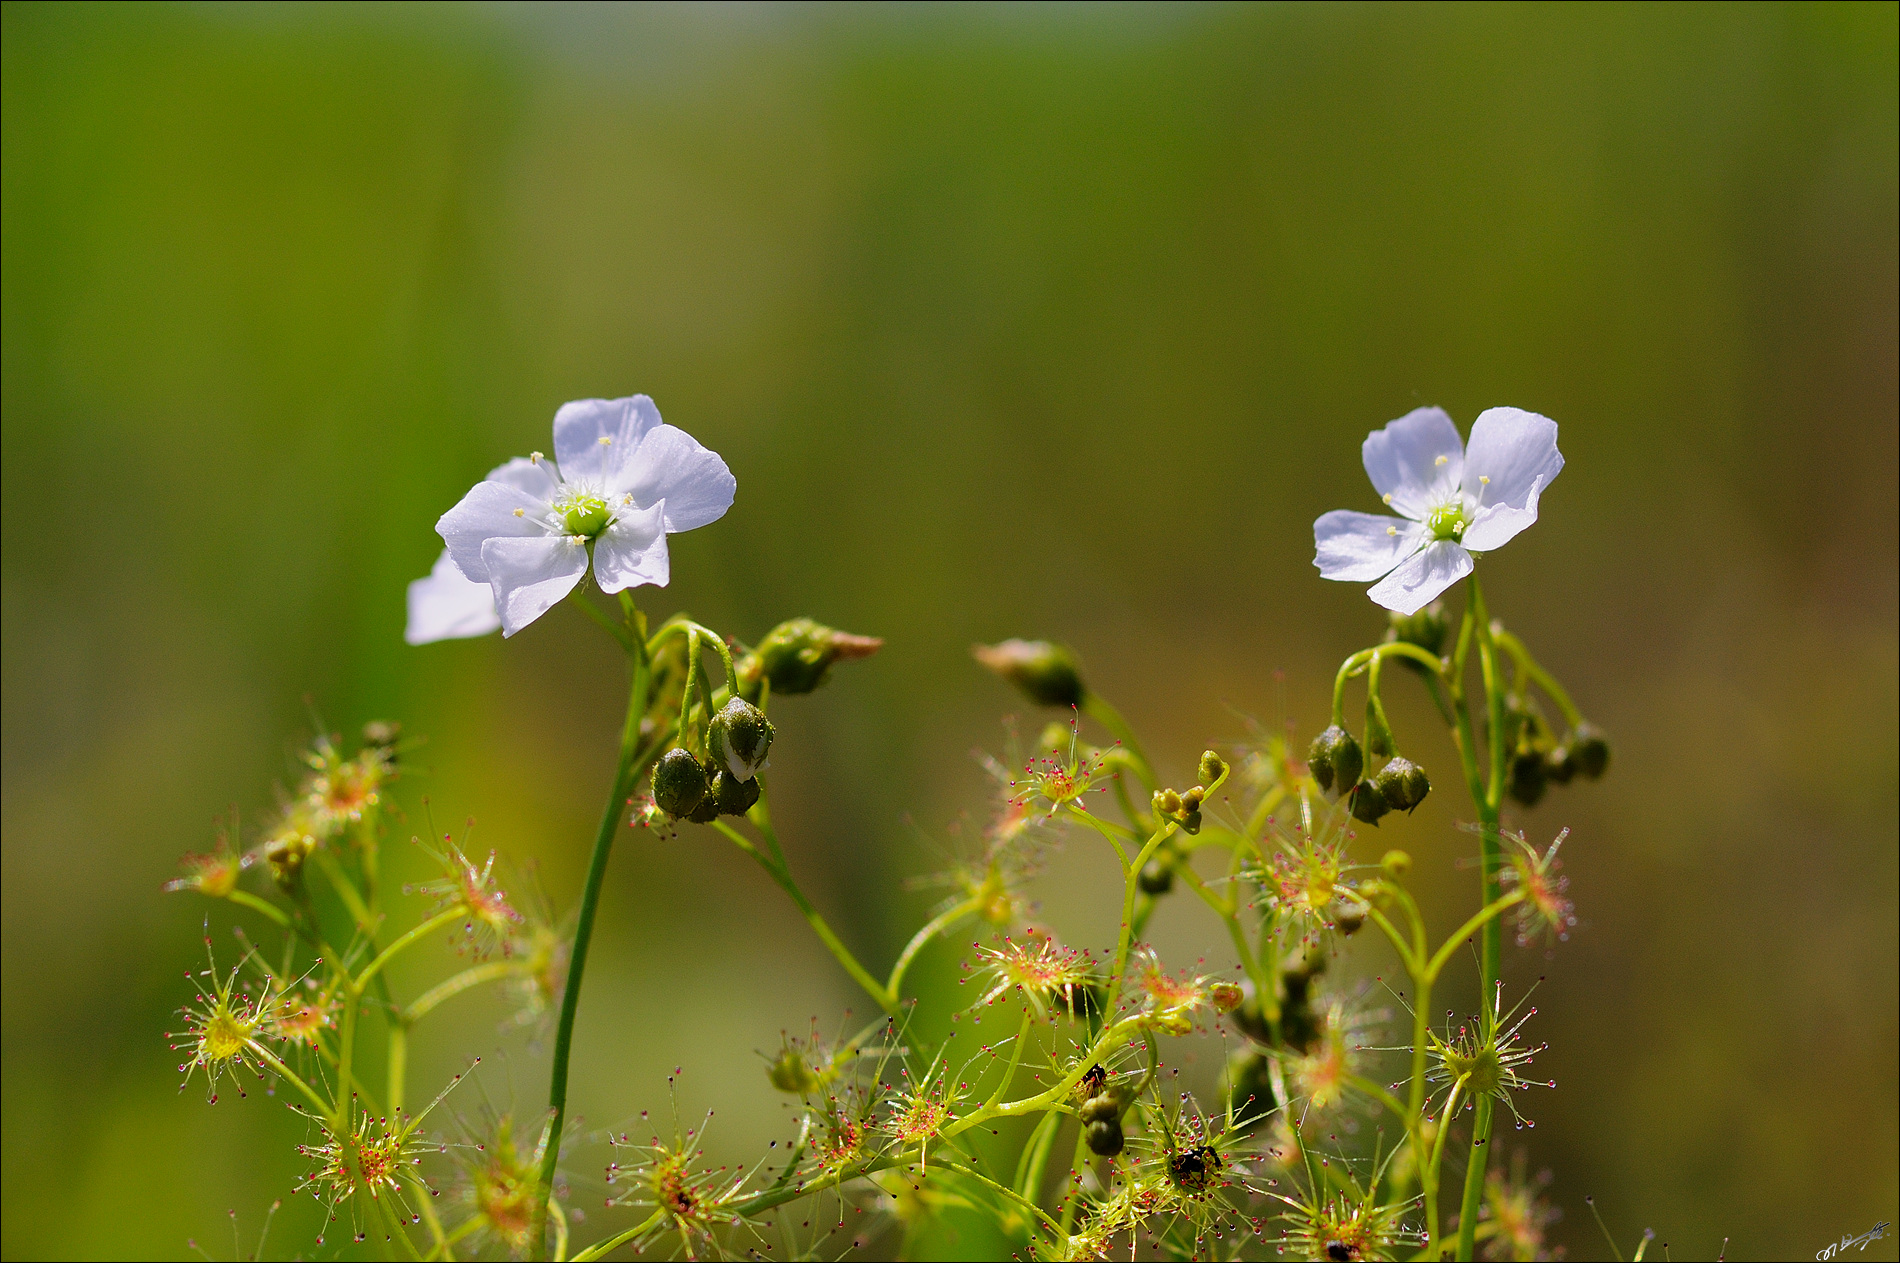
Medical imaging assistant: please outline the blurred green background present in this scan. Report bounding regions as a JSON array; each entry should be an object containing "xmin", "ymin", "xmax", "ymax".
[{"xmin": 4, "ymin": 3, "xmax": 1895, "ymax": 1258}]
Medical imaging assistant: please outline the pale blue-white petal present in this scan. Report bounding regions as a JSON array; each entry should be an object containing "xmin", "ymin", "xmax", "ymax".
[
  {"xmin": 1367, "ymin": 540, "xmax": 1474, "ymax": 615},
  {"xmin": 437, "ymin": 480, "xmax": 552, "ymax": 582},
  {"xmin": 592, "ymin": 499, "xmax": 671, "ymax": 592},
  {"xmin": 1314, "ymin": 510, "xmax": 1426, "ymax": 582},
  {"xmin": 612, "ymin": 425, "xmax": 736, "ymax": 533},
  {"xmin": 485, "ymin": 455, "xmax": 559, "ymax": 501},
  {"xmin": 1460, "ymin": 487, "xmax": 1545, "ymax": 552},
  {"xmin": 1362, "ymin": 407, "xmax": 1464, "ymax": 519},
  {"xmin": 1461, "ymin": 407, "xmax": 1562, "ymax": 517},
  {"xmin": 480, "ymin": 536, "xmax": 588, "ymax": 637},
  {"xmin": 552, "ymin": 396, "xmax": 663, "ymax": 488},
  {"xmin": 405, "ymin": 550, "xmax": 501, "ymax": 644}
]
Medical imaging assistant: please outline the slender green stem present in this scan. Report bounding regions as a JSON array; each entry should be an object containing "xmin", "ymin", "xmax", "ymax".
[
  {"xmin": 1015, "ymin": 1109, "xmax": 1062, "ymax": 1202},
  {"xmin": 402, "ymin": 960, "xmax": 524, "ymax": 1024},
  {"xmin": 1493, "ymin": 628, "xmax": 1584, "ymax": 727},
  {"xmin": 246, "ymin": 1040, "xmax": 334, "ymax": 1116},
  {"xmin": 981, "ymin": 1011, "xmax": 1035, "ymax": 1111},
  {"xmin": 568, "ymin": 591, "xmax": 637, "ymax": 653},
  {"xmin": 710, "ymin": 819, "xmax": 898, "ymax": 1014},
  {"xmin": 939, "ymin": 1158, "xmax": 1066, "ymax": 1238},
  {"xmin": 889, "ymin": 896, "xmax": 982, "ymax": 999},
  {"xmin": 354, "ymin": 906, "xmax": 467, "ymax": 994},
  {"xmin": 531, "ymin": 643, "xmax": 651, "ymax": 1260},
  {"xmin": 569, "ymin": 1209, "xmax": 666, "ymax": 1263},
  {"xmin": 1424, "ymin": 891, "xmax": 1525, "ymax": 984},
  {"xmin": 1103, "ymin": 826, "xmax": 1176, "ymax": 1015},
  {"xmin": 227, "ymin": 889, "xmax": 291, "ymax": 927},
  {"xmin": 314, "ymin": 848, "xmax": 377, "ymax": 931}
]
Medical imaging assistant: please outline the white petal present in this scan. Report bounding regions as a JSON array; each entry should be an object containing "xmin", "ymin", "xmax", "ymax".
[
  {"xmin": 485, "ymin": 455, "xmax": 559, "ymax": 501},
  {"xmin": 1367, "ymin": 540, "xmax": 1474, "ymax": 615},
  {"xmin": 611, "ymin": 424, "xmax": 736, "ymax": 533},
  {"xmin": 1314, "ymin": 510, "xmax": 1426, "ymax": 582},
  {"xmin": 480, "ymin": 536, "xmax": 588, "ymax": 637},
  {"xmin": 1462, "ymin": 407, "xmax": 1562, "ymax": 516},
  {"xmin": 405, "ymin": 550, "xmax": 501, "ymax": 644},
  {"xmin": 552, "ymin": 396, "xmax": 663, "ymax": 487},
  {"xmin": 592, "ymin": 499, "xmax": 671, "ymax": 592},
  {"xmin": 437, "ymin": 480, "xmax": 552, "ymax": 582},
  {"xmin": 1362, "ymin": 407, "xmax": 1464, "ymax": 519},
  {"xmin": 1460, "ymin": 486, "xmax": 1544, "ymax": 552}
]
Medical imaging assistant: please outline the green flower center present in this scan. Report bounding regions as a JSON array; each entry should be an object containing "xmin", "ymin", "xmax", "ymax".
[
  {"xmin": 556, "ymin": 492, "xmax": 612, "ymax": 538},
  {"xmin": 1426, "ymin": 503, "xmax": 1468, "ymax": 542}
]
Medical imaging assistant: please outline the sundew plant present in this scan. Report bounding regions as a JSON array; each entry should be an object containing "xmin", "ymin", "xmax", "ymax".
[{"xmin": 168, "ymin": 396, "xmax": 1630, "ymax": 1262}]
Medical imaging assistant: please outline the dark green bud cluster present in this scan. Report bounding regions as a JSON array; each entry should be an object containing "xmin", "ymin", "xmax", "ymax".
[
  {"xmin": 1307, "ymin": 726, "xmax": 1363, "ymax": 795},
  {"xmin": 1505, "ymin": 697, "xmax": 1611, "ymax": 806},
  {"xmin": 1384, "ymin": 602, "xmax": 1449, "ymax": 661},
  {"xmin": 972, "ymin": 639, "xmax": 1087, "ymax": 708},
  {"xmin": 1151, "ymin": 782, "xmax": 1206, "ymax": 836},
  {"xmin": 1349, "ymin": 778, "xmax": 1389, "ymax": 825},
  {"xmin": 652, "ymin": 745, "xmax": 762, "ymax": 823},
  {"xmin": 738, "ymin": 618, "xmax": 883, "ymax": 699}
]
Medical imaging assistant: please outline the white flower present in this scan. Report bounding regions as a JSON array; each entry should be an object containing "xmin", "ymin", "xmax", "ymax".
[
  {"xmin": 1313, "ymin": 406, "xmax": 1563, "ymax": 615},
  {"xmin": 408, "ymin": 396, "xmax": 735, "ymax": 642},
  {"xmin": 406, "ymin": 549, "xmax": 501, "ymax": 644}
]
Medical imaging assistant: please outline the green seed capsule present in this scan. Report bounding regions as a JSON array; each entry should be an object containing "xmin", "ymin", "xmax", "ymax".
[
  {"xmin": 1085, "ymin": 1118, "xmax": 1125, "ymax": 1158},
  {"xmin": 972, "ymin": 639, "xmax": 1087, "ymax": 708},
  {"xmin": 1350, "ymin": 780, "xmax": 1389, "ymax": 825},
  {"xmin": 708, "ymin": 698, "xmax": 775, "ymax": 783},
  {"xmin": 1078, "ymin": 1095, "xmax": 1121, "ymax": 1125},
  {"xmin": 1544, "ymin": 744, "xmax": 1577, "ymax": 786},
  {"xmin": 1198, "ymin": 751, "xmax": 1228, "ymax": 785},
  {"xmin": 1570, "ymin": 722, "xmax": 1611, "ymax": 779},
  {"xmin": 1507, "ymin": 749, "xmax": 1548, "ymax": 806},
  {"xmin": 1374, "ymin": 756, "xmax": 1430, "ymax": 812},
  {"xmin": 1307, "ymin": 725, "xmax": 1362, "ymax": 794},
  {"xmin": 711, "ymin": 770, "xmax": 762, "ymax": 817},
  {"xmin": 652, "ymin": 747, "xmax": 710, "ymax": 818},
  {"xmin": 1138, "ymin": 857, "xmax": 1175, "ymax": 895}
]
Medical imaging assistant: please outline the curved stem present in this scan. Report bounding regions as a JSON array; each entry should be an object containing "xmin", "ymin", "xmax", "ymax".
[
  {"xmin": 1424, "ymin": 891, "xmax": 1526, "ymax": 984},
  {"xmin": 710, "ymin": 820, "xmax": 898, "ymax": 1014},
  {"xmin": 227, "ymin": 888, "xmax": 291, "ymax": 927},
  {"xmin": 354, "ymin": 906, "xmax": 467, "ymax": 994},
  {"xmin": 939, "ymin": 1158, "xmax": 1066, "ymax": 1239},
  {"xmin": 1103, "ymin": 826, "xmax": 1176, "ymax": 1015},
  {"xmin": 402, "ymin": 960, "xmax": 524, "ymax": 1024},
  {"xmin": 889, "ymin": 897, "xmax": 982, "ymax": 999},
  {"xmin": 246, "ymin": 1040, "xmax": 335, "ymax": 1116},
  {"xmin": 569, "ymin": 1209, "xmax": 666, "ymax": 1263},
  {"xmin": 531, "ymin": 642, "xmax": 651, "ymax": 1259}
]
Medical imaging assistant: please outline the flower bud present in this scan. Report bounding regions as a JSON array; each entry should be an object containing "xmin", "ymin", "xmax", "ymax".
[
  {"xmin": 1330, "ymin": 898, "xmax": 1368, "ymax": 936},
  {"xmin": 264, "ymin": 831, "xmax": 313, "ymax": 893},
  {"xmin": 1543, "ymin": 744, "xmax": 1577, "ymax": 786},
  {"xmin": 1307, "ymin": 726, "xmax": 1363, "ymax": 795},
  {"xmin": 1198, "ymin": 751, "xmax": 1227, "ymax": 785},
  {"xmin": 1153, "ymin": 788, "xmax": 1183, "ymax": 817},
  {"xmin": 1381, "ymin": 849, "xmax": 1412, "ymax": 876},
  {"xmin": 767, "ymin": 1045, "xmax": 822, "ymax": 1096},
  {"xmin": 708, "ymin": 698, "xmax": 775, "ymax": 783},
  {"xmin": 1138, "ymin": 857, "xmax": 1175, "ymax": 895},
  {"xmin": 1385, "ymin": 602, "xmax": 1448, "ymax": 659},
  {"xmin": 1570, "ymin": 722, "xmax": 1612, "ymax": 779},
  {"xmin": 1210, "ymin": 982, "xmax": 1244, "ymax": 1014},
  {"xmin": 1182, "ymin": 786, "xmax": 1205, "ymax": 811},
  {"xmin": 652, "ymin": 747, "xmax": 710, "ymax": 818},
  {"xmin": 711, "ymin": 770, "xmax": 761, "ymax": 817},
  {"xmin": 1078, "ymin": 1094, "xmax": 1121, "ymax": 1125},
  {"xmin": 1373, "ymin": 756, "xmax": 1430, "ymax": 813},
  {"xmin": 1507, "ymin": 749, "xmax": 1548, "ymax": 807},
  {"xmin": 1085, "ymin": 1117, "xmax": 1125, "ymax": 1158},
  {"xmin": 740, "ymin": 618, "xmax": 883, "ymax": 697},
  {"xmin": 1349, "ymin": 779, "xmax": 1390, "ymax": 825},
  {"xmin": 972, "ymin": 639, "xmax": 1086, "ymax": 708}
]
